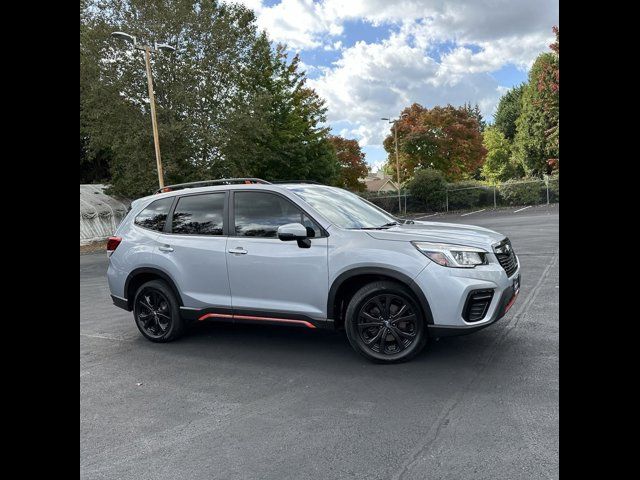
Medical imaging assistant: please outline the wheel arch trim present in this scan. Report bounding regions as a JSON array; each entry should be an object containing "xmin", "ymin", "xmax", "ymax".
[
  {"xmin": 327, "ymin": 267, "xmax": 434, "ymax": 325},
  {"xmin": 124, "ymin": 267, "xmax": 184, "ymax": 309}
]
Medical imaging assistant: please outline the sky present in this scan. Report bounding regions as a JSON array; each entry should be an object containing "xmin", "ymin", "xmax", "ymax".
[{"xmin": 232, "ymin": 0, "xmax": 559, "ymax": 171}]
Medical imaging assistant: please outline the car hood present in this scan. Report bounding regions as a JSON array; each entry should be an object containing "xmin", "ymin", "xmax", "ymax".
[{"xmin": 365, "ymin": 220, "xmax": 506, "ymax": 250}]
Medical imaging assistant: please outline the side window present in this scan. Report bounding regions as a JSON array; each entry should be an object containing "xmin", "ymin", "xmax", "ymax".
[
  {"xmin": 134, "ymin": 197, "xmax": 173, "ymax": 232},
  {"xmin": 234, "ymin": 192, "xmax": 321, "ymax": 238},
  {"xmin": 171, "ymin": 193, "xmax": 225, "ymax": 235}
]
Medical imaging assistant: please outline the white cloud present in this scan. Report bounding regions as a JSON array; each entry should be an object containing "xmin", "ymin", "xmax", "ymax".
[
  {"xmin": 232, "ymin": 0, "xmax": 345, "ymax": 49},
  {"xmin": 233, "ymin": 0, "xmax": 558, "ymax": 50},
  {"xmin": 230, "ymin": 0, "xmax": 558, "ymax": 164},
  {"xmin": 438, "ymin": 33, "xmax": 554, "ymax": 78},
  {"xmin": 308, "ymin": 29, "xmax": 524, "ymax": 146}
]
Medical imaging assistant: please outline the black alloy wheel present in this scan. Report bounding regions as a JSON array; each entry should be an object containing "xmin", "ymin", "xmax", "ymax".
[
  {"xmin": 357, "ymin": 293, "xmax": 417, "ymax": 354},
  {"xmin": 133, "ymin": 280, "xmax": 184, "ymax": 342},
  {"xmin": 345, "ymin": 281, "xmax": 427, "ymax": 363}
]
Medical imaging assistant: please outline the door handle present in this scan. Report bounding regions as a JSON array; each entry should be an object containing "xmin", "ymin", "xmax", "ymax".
[
  {"xmin": 159, "ymin": 245, "xmax": 174, "ymax": 252},
  {"xmin": 227, "ymin": 247, "xmax": 248, "ymax": 255}
]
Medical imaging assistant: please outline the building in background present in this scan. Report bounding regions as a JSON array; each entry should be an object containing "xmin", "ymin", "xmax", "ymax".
[{"xmin": 362, "ymin": 172, "xmax": 399, "ymax": 193}]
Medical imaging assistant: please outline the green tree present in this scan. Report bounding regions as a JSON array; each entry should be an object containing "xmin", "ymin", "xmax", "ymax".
[
  {"xmin": 81, "ymin": 0, "xmax": 338, "ymax": 197},
  {"xmin": 81, "ymin": 0, "xmax": 260, "ymax": 196},
  {"xmin": 80, "ymin": 0, "xmax": 113, "ymax": 184},
  {"xmin": 463, "ymin": 102, "xmax": 486, "ymax": 133},
  {"xmin": 493, "ymin": 84, "xmax": 526, "ymax": 141},
  {"xmin": 513, "ymin": 52, "xmax": 559, "ymax": 176},
  {"xmin": 222, "ymin": 41, "xmax": 339, "ymax": 184},
  {"xmin": 328, "ymin": 135, "xmax": 368, "ymax": 191},
  {"xmin": 481, "ymin": 127, "xmax": 519, "ymax": 182},
  {"xmin": 383, "ymin": 103, "xmax": 487, "ymax": 181},
  {"xmin": 538, "ymin": 26, "xmax": 559, "ymax": 167}
]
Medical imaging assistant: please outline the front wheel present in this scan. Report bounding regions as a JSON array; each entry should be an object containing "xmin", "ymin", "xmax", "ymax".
[
  {"xmin": 344, "ymin": 281, "xmax": 427, "ymax": 363},
  {"xmin": 133, "ymin": 280, "xmax": 184, "ymax": 342}
]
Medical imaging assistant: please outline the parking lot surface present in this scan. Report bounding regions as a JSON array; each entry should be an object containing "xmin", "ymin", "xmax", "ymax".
[{"xmin": 80, "ymin": 204, "xmax": 559, "ymax": 480}]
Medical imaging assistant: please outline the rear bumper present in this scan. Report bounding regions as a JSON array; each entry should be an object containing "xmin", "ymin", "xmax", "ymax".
[{"xmin": 111, "ymin": 294, "xmax": 131, "ymax": 311}]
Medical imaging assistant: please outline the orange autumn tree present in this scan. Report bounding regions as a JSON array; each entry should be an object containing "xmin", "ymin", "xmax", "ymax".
[
  {"xmin": 383, "ymin": 103, "xmax": 487, "ymax": 182},
  {"xmin": 328, "ymin": 135, "xmax": 369, "ymax": 191}
]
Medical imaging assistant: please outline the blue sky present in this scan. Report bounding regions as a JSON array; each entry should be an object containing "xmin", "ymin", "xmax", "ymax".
[{"xmin": 234, "ymin": 0, "xmax": 558, "ymax": 169}]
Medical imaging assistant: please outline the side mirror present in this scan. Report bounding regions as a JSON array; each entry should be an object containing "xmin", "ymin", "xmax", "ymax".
[{"xmin": 277, "ymin": 223, "xmax": 311, "ymax": 248}]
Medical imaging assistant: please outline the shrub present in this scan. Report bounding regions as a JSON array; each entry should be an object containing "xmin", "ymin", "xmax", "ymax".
[
  {"xmin": 446, "ymin": 180, "xmax": 491, "ymax": 210},
  {"xmin": 498, "ymin": 178, "xmax": 544, "ymax": 206},
  {"xmin": 406, "ymin": 168, "xmax": 447, "ymax": 210}
]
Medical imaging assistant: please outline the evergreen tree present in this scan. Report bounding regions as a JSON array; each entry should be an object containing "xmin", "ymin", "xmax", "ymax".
[
  {"xmin": 512, "ymin": 50, "xmax": 559, "ymax": 176},
  {"xmin": 463, "ymin": 102, "xmax": 486, "ymax": 133},
  {"xmin": 493, "ymin": 84, "xmax": 526, "ymax": 141}
]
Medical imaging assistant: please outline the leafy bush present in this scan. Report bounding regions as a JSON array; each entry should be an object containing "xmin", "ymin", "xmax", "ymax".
[
  {"xmin": 498, "ymin": 178, "xmax": 544, "ymax": 206},
  {"xmin": 406, "ymin": 168, "xmax": 447, "ymax": 210},
  {"xmin": 446, "ymin": 180, "xmax": 492, "ymax": 210}
]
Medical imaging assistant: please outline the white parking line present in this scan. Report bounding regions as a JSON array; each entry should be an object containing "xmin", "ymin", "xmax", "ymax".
[
  {"xmin": 514, "ymin": 205, "xmax": 532, "ymax": 213},
  {"xmin": 415, "ymin": 213, "xmax": 439, "ymax": 219},
  {"xmin": 461, "ymin": 209, "xmax": 485, "ymax": 217}
]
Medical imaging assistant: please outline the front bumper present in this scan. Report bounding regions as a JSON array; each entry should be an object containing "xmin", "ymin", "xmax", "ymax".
[{"xmin": 413, "ymin": 256, "xmax": 521, "ymax": 338}]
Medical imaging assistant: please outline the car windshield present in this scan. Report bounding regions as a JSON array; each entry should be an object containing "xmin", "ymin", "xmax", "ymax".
[{"xmin": 285, "ymin": 185, "xmax": 397, "ymax": 229}]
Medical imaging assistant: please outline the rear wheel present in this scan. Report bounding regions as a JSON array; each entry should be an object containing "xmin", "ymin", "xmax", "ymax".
[
  {"xmin": 133, "ymin": 280, "xmax": 184, "ymax": 342},
  {"xmin": 344, "ymin": 281, "xmax": 427, "ymax": 363}
]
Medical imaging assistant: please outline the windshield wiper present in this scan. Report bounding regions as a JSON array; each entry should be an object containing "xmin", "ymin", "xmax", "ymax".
[{"xmin": 352, "ymin": 222, "xmax": 399, "ymax": 230}]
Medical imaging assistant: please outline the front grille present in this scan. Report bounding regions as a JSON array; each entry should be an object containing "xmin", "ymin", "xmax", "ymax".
[
  {"xmin": 493, "ymin": 238, "xmax": 518, "ymax": 277},
  {"xmin": 463, "ymin": 289, "xmax": 494, "ymax": 322}
]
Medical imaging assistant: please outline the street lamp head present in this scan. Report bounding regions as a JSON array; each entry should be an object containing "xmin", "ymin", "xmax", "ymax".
[
  {"xmin": 380, "ymin": 117, "xmax": 390, "ymax": 121},
  {"xmin": 111, "ymin": 31, "xmax": 137, "ymax": 46},
  {"xmin": 155, "ymin": 43, "xmax": 176, "ymax": 53}
]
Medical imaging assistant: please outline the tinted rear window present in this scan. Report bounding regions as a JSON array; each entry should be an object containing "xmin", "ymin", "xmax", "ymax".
[
  {"xmin": 134, "ymin": 197, "xmax": 173, "ymax": 231},
  {"xmin": 171, "ymin": 193, "xmax": 225, "ymax": 235}
]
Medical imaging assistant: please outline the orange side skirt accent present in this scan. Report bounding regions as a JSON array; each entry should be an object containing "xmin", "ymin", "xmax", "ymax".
[{"xmin": 198, "ymin": 312, "xmax": 316, "ymax": 329}]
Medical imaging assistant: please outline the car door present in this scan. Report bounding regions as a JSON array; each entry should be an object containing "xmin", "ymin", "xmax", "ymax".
[
  {"xmin": 152, "ymin": 191, "xmax": 231, "ymax": 309},
  {"xmin": 226, "ymin": 190, "xmax": 329, "ymax": 319}
]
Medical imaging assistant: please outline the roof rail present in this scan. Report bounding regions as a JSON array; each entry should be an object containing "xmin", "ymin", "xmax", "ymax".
[
  {"xmin": 270, "ymin": 180, "xmax": 323, "ymax": 185},
  {"xmin": 154, "ymin": 178, "xmax": 271, "ymax": 194}
]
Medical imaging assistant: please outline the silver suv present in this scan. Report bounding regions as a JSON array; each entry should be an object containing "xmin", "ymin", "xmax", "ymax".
[{"xmin": 107, "ymin": 179, "xmax": 520, "ymax": 363}]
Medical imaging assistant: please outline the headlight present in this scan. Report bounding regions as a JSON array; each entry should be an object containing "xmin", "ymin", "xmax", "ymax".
[{"xmin": 412, "ymin": 241, "xmax": 488, "ymax": 268}]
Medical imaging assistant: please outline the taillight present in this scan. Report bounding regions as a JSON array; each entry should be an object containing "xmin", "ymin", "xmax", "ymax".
[{"xmin": 107, "ymin": 236, "xmax": 122, "ymax": 254}]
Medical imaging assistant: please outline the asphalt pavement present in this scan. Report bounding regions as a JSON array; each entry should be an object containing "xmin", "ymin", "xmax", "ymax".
[{"xmin": 80, "ymin": 203, "xmax": 559, "ymax": 480}]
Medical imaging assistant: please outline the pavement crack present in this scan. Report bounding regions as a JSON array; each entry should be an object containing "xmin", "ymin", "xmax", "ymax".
[{"xmin": 392, "ymin": 250, "xmax": 559, "ymax": 480}]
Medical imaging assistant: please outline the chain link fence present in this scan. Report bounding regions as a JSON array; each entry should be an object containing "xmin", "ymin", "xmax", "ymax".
[{"xmin": 360, "ymin": 177, "xmax": 559, "ymax": 215}]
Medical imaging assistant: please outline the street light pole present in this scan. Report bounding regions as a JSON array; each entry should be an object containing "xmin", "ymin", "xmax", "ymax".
[
  {"xmin": 143, "ymin": 45, "xmax": 165, "ymax": 189},
  {"xmin": 111, "ymin": 32, "xmax": 175, "ymax": 190},
  {"xmin": 393, "ymin": 121, "xmax": 401, "ymax": 212},
  {"xmin": 381, "ymin": 116, "xmax": 406, "ymax": 213}
]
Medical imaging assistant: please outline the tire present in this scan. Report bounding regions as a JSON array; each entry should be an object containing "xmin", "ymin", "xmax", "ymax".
[
  {"xmin": 133, "ymin": 280, "xmax": 184, "ymax": 342},
  {"xmin": 344, "ymin": 281, "xmax": 428, "ymax": 363}
]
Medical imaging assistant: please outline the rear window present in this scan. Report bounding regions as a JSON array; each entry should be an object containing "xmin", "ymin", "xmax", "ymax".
[
  {"xmin": 171, "ymin": 193, "xmax": 225, "ymax": 235},
  {"xmin": 134, "ymin": 197, "xmax": 173, "ymax": 232}
]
